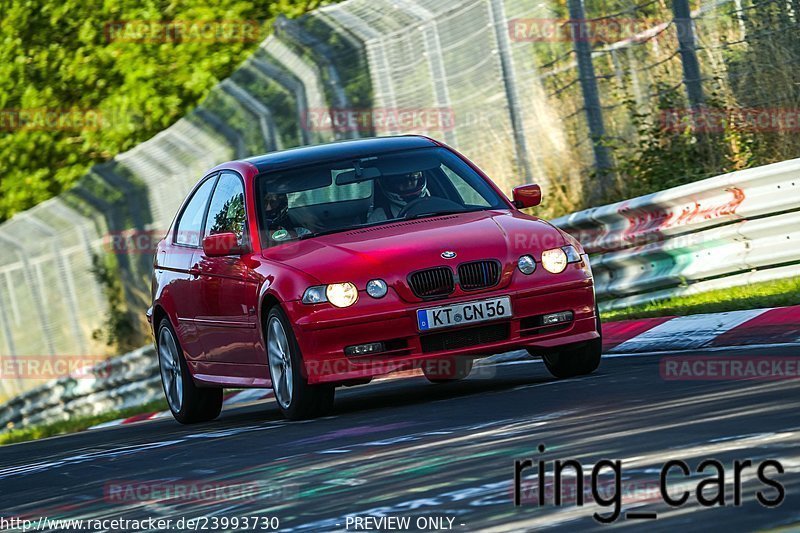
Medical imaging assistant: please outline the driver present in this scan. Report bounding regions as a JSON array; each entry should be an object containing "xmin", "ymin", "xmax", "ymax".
[
  {"xmin": 263, "ymin": 191, "xmax": 311, "ymax": 242},
  {"xmin": 367, "ymin": 170, "xmax": 429, "ymax": 222}
]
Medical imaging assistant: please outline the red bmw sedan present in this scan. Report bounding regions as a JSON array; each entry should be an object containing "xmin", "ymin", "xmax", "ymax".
[{"xmin": 148, "ymin": 135, "xmax": 601, "ymax": 422}]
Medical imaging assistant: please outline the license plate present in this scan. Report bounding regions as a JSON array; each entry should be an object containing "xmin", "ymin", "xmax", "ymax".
[{"xmin": 417, "ymin": 296, "xmax": 512, "ymax": 331}]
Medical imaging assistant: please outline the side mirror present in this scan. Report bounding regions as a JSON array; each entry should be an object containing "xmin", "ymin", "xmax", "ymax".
[
  {"xmin": 512, "ymin": 184, "xmax": 542, "ymax": 209},
  {"xmin": 202, "ymin": 232, "xmax": 244, "ymax": 257}
]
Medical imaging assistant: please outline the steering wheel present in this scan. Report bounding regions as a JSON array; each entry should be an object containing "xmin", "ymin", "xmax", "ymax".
[{"xmin": 396, "ymin": 197, "xmax": 465, "ymax": 219}]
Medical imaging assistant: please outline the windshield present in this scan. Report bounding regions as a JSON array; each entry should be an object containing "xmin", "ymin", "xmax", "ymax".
[{"xmin": 255, "ymin": 147, "xmax": 506, "ymax": 247}]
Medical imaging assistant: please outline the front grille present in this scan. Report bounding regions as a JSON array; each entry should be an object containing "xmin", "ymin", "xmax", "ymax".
[
  {"xmin": 420, "ymin": 323, "xmax": 510, "ymax": 353},
  {"xmin": 458, "ymin": 260, "xmax": 501, "ymax": 291},
  {"xmin": 408, "ymin": 267, "xmax": 454, "ymax": 299}
]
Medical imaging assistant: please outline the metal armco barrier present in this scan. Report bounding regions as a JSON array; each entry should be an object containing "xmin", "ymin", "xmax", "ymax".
[
  {"xmin": 551, "ymin": 158, "xmax": 800, "ymax": 311},
  {"xmin": 0, "ymin": 346, "xmax": 160, "ymax": 430}
]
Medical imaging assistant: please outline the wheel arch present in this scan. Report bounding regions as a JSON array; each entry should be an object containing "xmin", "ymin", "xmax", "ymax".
[
  {"xmin": 152, "ymin": 304, "xmax": 169, "ymax": 335},
  {"xmin": 259, "ymin": 291, "xmax": 283, "ymax": 325},
  {"xmin": 151, "ymin": 301, "xmax": 201, "ymax": 380}
]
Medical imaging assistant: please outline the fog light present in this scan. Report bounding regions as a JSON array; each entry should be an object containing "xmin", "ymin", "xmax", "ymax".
[
  {"xmin": 517, "ymin": 255, "xmax": 536, "ymax": 275},
  {"xmin": 542, "ymin": 311, "xmax": 574, "ymax": 325},
  {"xmin": 345, "ymin": 342, "xmax": 385, "ymax": 356},
  {"xmin": 366, "ymin": 279, "xmax": 388, "ymax": 298}
]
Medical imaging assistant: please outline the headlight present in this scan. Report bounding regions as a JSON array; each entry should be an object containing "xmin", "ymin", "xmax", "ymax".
[
  {"xmin": 326, "ymin": 282, "xmax": 359, "ymax": 308},
  {"xmin": 541, "ymin": 245, "xmax": 581, "ymax": 274},
  {"xmin": 563, "ymin": 245, "xmax": 581, "ymax": 263},
  {"xmin": 541, "ymin": 248, "xmax": 567, "ymax": 273},
  {"xmin": 302, "ymin": 286, "xmax": 327, "ymax": 304},
  {"xmin": 366, "ymin": 279, "xmax": 388, "ymax": 298},
  {"xmin": 517, "ymin": 255, "xmax": 536, "ymax": 275}
]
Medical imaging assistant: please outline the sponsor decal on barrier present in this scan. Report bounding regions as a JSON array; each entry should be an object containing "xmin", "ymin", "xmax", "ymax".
[{"xmin": 560, "ymin": 186, "xmax": 747, "ymax": 254}]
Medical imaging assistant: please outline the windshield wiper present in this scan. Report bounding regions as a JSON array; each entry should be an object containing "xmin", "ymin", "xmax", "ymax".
[
  {"xmin": 405, "ymin": 208, "xmax": 483, "ymax": 220},
  {"xmin": 297, "ymin": 221, "xmax": 386, "ymax": 240},
  {"xmin": 296, "ymin": 209, "xmax": 483, "ymax": 240}
]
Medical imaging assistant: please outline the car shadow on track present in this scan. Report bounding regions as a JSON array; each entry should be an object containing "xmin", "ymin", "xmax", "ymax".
[{"xmin": 216, "ymin": 362, "xmax": 567, "ymax": 426}]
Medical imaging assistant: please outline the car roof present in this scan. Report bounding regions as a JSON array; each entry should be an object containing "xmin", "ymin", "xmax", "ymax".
[{"xmin": 243, "ymin": 135, "xmax": 439, "ymax": 173}]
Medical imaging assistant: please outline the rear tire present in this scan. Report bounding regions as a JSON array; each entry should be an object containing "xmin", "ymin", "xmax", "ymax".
[
  {"xmin": 266, "ymin": 306, "xmax": 335, "ymax": 420},
  {"xmin": 157, "ymin": 318, "xmax": 222, "ymax": 424},
  {"xmin": 528, "ymin": 307, "xmax": 602, "ymax": 379},
  {"xmin": 421, "ymin": 356, "xmax": 474, "ymax": 383}
]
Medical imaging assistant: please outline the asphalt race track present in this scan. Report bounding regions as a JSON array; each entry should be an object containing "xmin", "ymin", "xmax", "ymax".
[{"xmin": 1, "ymin": 347, "xmax": 799, "ymax": 532}]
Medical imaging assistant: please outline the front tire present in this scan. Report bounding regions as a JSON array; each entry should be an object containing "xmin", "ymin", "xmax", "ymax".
[
  {"xmin": 266, "ymin": 306, "xmax": 335, "ymax": 420},
  {"xmin": 540, "ymin": 338, "xmax": 601, "ymax": 378},
  {"xmin": 157, "ymin": 318, "xmax": 222, "ymax": 424},
  {"xmin": 528, "ymin": 307, "xmax": 602, "ymax": 379}
]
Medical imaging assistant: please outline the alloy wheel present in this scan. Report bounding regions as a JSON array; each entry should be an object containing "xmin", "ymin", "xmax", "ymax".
[
  {"xmin": 158, "ymin": 326, "xmax": 183, "ymax": 413},
  {"xmin": 268, "ymin": 316, "xmax": 294, "ymax": 409}
]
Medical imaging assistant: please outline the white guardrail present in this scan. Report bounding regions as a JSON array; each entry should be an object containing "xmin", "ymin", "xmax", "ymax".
[
  {"xmin": 551, "ymin": 157, "xmax": 800, "ymax": 311},
  {"xmin": 2, "ymin": 158, "xmax": 799, "ymax": 431}
]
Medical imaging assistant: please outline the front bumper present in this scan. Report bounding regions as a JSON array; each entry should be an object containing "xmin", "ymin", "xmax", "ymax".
[{"xmin": 285, "ymin": 268, "xmax": 598, "ymax": 384}]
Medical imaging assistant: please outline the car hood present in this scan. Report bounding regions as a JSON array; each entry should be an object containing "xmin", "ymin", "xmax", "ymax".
[{"xmin": 261, "ymin": 210, "xmax": 568, "ymax": 285}]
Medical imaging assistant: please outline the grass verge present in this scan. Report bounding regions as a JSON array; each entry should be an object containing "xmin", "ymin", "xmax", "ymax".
[
  {"xmin": 601, "ymin": 276, "xmax": 800, "ymax": 322},
  {"xmin": 0, "ymin": 399, "xmax": 168, "ymax": 446}
]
